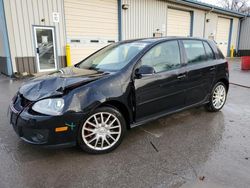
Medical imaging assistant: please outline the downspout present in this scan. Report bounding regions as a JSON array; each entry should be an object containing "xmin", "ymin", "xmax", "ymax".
[
  {"xmin": 203, "ymin": 7, "xmax": 214, "ymax": 38},
  {"xmin": 190, "ymin": 11, "xmax": 194, "ymax": 37},
  {"xmin": 227, "ymin": 19, "xmax": 233, "ymax": 57},
  {"xmin": 118, "ymin": 0, "xmax": 122, "ymax": 41}
]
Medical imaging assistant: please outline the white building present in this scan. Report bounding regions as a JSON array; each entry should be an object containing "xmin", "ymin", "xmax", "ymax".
[{"xmin": 0, "ymin": 0, "xmax": 246, "ymax": 76}]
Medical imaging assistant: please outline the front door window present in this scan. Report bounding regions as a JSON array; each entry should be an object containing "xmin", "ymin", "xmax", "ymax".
[{"xmin": 140, "ymin": 40, "xmax": 181, "ymax": 72}]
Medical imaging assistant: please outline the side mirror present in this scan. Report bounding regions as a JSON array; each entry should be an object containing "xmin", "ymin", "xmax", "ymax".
[{"xmin": 135, "ymin": 65, "xmax": 155, "ymax": 78}]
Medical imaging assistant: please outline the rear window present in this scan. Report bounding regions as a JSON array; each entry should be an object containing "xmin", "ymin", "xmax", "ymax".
[{"xmin": 183, "ymin": 40, "xmax": 207, "ymax": 64}]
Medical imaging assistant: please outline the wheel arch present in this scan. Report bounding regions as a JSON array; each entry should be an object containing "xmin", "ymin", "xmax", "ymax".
[
  {"xmin": 217, "ymin": 78, "xmax": 229, "ymax": 92},
  {"xmin": 98, "ymin": 100, "xmax": 132, "ymax": 129}
]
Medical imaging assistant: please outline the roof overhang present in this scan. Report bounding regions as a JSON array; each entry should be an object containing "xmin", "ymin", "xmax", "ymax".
[{"xmin": 169, "ymin": 0, "xmax": 246, "ymax": 18}]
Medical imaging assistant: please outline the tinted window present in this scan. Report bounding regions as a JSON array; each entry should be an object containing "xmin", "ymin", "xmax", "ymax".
[
  {"xmin": 140, "ymin": 41, "xmax": 181, "ymax": 73},
  {"xmin": 183, "ymin": 40, "xmax": 207, "ymax": 64},
  {"xmin": 203, "ymin": 42, "xmax": 215, "ymax": 60}
]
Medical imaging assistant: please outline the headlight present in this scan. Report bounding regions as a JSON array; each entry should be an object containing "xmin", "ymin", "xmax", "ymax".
[{"xmin": 32, "ymin": 98, "xmax": 65, "ymax": 116}]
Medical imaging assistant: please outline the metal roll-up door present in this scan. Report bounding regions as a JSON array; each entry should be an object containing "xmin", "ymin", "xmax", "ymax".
[
  {"xmin": 64, "ymin": 0, "xmax": 118, "ymax": 64},
  {"xmin": 167, "ymin": 8, "xmax": 191, "ymax": 37},
  {"xmin": 216, "ymin": 17, "xmax": 231, "ymax": 57}
]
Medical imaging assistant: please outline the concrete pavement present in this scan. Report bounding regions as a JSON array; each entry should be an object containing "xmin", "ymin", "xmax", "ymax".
[
  {"xmin": 0, "ymin": 59, "xmax": 250, "ymax": 188},
  {"xmin": 228, "ymin": 57, "xmax": 250, "ymax": 87}
]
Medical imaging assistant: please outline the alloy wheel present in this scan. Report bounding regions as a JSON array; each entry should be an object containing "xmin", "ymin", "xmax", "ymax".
[
  {"xmin": 82, "ymin": 112, "xmax": 122, "ymax": 151},
  {"xmin": 212, "ymin": 84, "xmax": 226, "ymax": 109}
]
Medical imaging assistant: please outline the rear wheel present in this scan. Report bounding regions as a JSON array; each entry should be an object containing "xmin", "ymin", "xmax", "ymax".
[
  {"xmin": 206, "ymin": 82, "xmax": 227, "ymax": 112},
  {"xmin": 78, "ymin": 106, "xmax": 126, "ymax": 154}
]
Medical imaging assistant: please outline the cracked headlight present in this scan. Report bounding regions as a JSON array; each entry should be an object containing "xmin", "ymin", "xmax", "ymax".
[{"xmin": 32, "ymin": 98, "xmax": 65, "ymax": 116}]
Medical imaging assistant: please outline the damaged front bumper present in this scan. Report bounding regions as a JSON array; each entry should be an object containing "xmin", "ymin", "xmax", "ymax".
[{"xmin": 9, "ymin": 103, "xmax": 84, "ymax": 148}]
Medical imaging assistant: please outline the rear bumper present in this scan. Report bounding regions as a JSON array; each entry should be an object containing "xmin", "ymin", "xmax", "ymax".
[{"xmin": 10, "ymin": 105, "xmax": 85, "ymax": 148}]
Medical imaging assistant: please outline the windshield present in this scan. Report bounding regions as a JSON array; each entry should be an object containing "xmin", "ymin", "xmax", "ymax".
[{"xmin": 77, "ymin": 42, "xmax": 149, "ymax": 72}]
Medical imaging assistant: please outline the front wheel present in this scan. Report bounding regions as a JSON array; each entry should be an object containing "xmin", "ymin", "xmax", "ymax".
[
  {"xmin": 206, "ymin": 82, "xmax": 227, "ymax": 112},
  {"xmin": 78, "ymin": 106, "xmax": 126, "ymax": 154}
]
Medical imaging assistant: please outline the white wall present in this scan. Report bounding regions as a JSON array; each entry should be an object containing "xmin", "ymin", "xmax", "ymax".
[
  {"xmin": 121, "ymin": 0, "xmax": 240, "ymax": 56},
  {"xmin": 3, "ymin": 0, "xmax": 66, "ymax": 72},
  {"xmin": 203, "ymin": 12, "xmax": 239, "ymax": 51},
  {"xmin": 122, "ymin": 0, "xmax": 168, "ymax": 39}
]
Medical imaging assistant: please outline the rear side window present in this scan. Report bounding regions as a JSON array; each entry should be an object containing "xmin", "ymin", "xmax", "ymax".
[
  {"xmin": 140, "ymin": 40, "xmax": 181, "ymax": 73},
  {"xmin": 217, "ymin": 47, "xmax": 225, "ymax": 59},
  {"xmin": 183, "ymin": 40, "xmax": 207, "ymax": 64},
  {"xmin": 203, "ymin": 42, "xmax": 215, "ymax": 60}
]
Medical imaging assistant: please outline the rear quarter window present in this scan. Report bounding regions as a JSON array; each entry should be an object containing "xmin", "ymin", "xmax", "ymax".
[
  {"xmin": 217, "ymin": 47, "xmax": 225, "ymax": 59},
  {"xmin": 203, "ymin": 42, "xmax": 215, "ymax": 60},
  {"xmin": 208, "ymin": 40, "xmax": 225, "ymax": 59}
]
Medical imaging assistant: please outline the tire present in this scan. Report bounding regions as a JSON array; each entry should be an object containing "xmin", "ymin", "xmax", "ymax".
[
  {"xmin": 78, "ymin": 106, "xmax": 126, "ymax": 154},
  {"xmin": 206, "ymin": 82, "xmax": 227, "ymax": 112}
]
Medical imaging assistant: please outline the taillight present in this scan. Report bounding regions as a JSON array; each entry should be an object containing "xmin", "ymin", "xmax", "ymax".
[{"xmin": 225, "ymin": 61, "xmax": 229, "ymax": 72}]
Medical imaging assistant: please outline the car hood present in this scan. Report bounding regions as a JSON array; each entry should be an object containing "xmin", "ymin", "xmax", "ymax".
[{"xmin": 19, "ymin": 66, "xmax": 110, "ymax": 101}]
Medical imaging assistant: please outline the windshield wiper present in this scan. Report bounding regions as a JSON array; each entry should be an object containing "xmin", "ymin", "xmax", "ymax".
[{"xmin": 88, "ymin": 67, "xmax": 99, "ymax": 71}]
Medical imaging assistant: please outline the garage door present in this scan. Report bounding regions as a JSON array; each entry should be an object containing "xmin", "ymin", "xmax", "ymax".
[
  {"xmin": 216, "ymin": 17, "xmax": 231, "ymax": 57},
  {"xmin": 64, "ymin": 0, "xmax": 118, "ymax": 64},
  {"xmin": 167, "ymin": 8, "xmax": 191, "ymax": 37}
]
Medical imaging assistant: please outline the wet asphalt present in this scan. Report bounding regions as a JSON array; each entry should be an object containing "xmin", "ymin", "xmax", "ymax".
[{"xmin": 0, "ymin": 58, "xmax": 250, "ymax": 188}]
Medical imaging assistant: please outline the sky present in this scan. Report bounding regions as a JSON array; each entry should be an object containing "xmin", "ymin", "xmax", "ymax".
[
  {"xmin": 199, "ymin": 0, "xmax": 250, "ymax": 7},
  {"xmin": 199, "ymin": 0, "xmax": 219, "ymax": 6}
]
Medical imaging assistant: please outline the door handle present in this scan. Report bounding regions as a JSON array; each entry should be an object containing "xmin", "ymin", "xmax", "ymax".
[
  {"xmin": 177, "ymin": 74, "xmax": 186, "ymax": 79},
  {"xmin": 209, "ymin": 66, "xmax": 216, "ymax": 71}
]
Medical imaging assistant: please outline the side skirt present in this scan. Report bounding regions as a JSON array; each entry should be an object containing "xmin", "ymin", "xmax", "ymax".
[{"xmin": 130, "ymin": 99, "xmax": 209, "ymax": 128}]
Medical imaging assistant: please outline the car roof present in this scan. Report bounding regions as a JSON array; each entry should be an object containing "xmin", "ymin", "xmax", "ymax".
[{"xmin": 120, "ymin": 36, "xmax": 210, "ymax": 44}]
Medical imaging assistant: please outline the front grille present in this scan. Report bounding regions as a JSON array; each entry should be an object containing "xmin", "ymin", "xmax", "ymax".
[
  {"xmin": 20, "ymin": 96, "xmax": 31, "ymax": 107},
  {"xmin": 12, "ymin": 94, "xmax": 31, "ymax": 112}
]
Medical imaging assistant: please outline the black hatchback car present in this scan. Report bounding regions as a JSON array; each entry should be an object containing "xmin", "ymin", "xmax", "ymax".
[{"xmin": 9, "ymin": 37, "xmax": 229, "ymax": 154}]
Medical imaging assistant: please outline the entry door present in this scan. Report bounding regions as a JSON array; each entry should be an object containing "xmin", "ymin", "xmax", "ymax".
[{"xmin": 34, "ymin": 27, "xmax": 57, "ymax": 72}]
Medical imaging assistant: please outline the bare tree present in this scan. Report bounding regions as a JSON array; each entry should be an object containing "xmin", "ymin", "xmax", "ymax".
[
  {"xmin": 241, "ymin": 5, "xmax": 250, "ymax": 14},
  {"xmin": 218, "ymin": 0, "xmax": 250, "ymax": 13}
]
